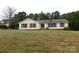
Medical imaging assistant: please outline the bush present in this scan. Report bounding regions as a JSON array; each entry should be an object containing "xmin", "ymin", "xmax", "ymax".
[
  {"xmin": 46, "ymin": 27, "xmax": 49, "ymax": 29},
  {"xmin": 64, "ymin": 27, "xmax": 70, "ymax": 30},
  {"xmin": 0, "ymin": 25, "xmax": 9, "ymax": 29},
  {"xmin": 10, "ymin": 24, "xmax": 19, "ymax": 29}
]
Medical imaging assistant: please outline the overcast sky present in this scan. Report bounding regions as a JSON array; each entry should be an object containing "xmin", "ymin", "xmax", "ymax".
[{"xmin": 0, "ymin": 0, "xmax": 79, "ymax": 19}]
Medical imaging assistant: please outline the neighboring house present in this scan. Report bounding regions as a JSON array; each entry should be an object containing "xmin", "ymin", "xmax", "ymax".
[
  {"xmin": 19, "ymin": 18, "xmax": 68, "ymax": 29},
  {"xmin": 1, "ymin": 19, "xmax": 10, "ymax": 26}
]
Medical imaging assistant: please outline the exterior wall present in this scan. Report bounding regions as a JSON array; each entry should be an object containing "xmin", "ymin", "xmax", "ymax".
[
  {"xmin": 19, "ymin": 19, "xmax": 68, "ymax": 29},
  {"xmin": 44, "ymin": 23, "xmax": 48, "ymax": 29},
  {"xmin": 19, "ymin": 19, "xmax": 40, "ymax": 29},
  {"xmin": 56, "ymin": 23, "xmax": 68, "ymax": 29}
]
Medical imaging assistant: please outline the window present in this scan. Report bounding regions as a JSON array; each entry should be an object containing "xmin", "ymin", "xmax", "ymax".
[
  {"xmin": 60, "ymin": 23, "xmax": 64, "ymax": 27},
  {"xmin": 48, "ymin": 23, "xmax": 56, "ymax": 27},
  {"xmin": 21, "ymin": 24, "xmax": 27, "ymax": 28},
  {"xmin": 30, "ymin": 23, "xmax": 36, "ymax": 28}
]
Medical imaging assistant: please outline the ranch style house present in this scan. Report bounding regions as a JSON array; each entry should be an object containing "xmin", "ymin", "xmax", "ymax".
[{"xmin": 19, "ymin": 18, "xmax": 68, "ymax": 29}]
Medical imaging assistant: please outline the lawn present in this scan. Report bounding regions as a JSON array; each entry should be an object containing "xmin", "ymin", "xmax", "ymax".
[{"xmin": 0, "ymin": 29, "xmax": 79, "ymax": 53}]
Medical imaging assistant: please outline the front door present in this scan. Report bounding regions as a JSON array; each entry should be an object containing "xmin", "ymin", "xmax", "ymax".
[{"xmin": 40, "ymin": 24, "xmax": 45, "ymax": 29}]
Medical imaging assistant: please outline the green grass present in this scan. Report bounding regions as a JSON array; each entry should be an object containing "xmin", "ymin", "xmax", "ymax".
[{"xmin": 0, "ymin": 29, "xmax": 79, "ymax": 53}]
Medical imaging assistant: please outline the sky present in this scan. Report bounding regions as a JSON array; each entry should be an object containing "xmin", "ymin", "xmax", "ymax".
[{"xmin": 0, "ymin": 0, "xmax": 79, "ymax": 19}]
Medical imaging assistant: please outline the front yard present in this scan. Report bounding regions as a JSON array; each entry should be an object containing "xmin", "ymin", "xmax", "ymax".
[{"xmin": 0, "ymin": 29, "xmax": 79, "ymax": 52}]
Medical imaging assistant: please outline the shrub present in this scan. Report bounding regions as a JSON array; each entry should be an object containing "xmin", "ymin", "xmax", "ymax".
[
  {"xmin": 10, "ymin": 23, "xmax": 19, "ymax": 29},
  {"xmin": 0, "ymin": 25, "xmax": 9, "ymax": 29},
  {"xmin": 64, "ymin": 27, "xmax": 70, "ymax": 30},
  {"xmin": 46, "ymin": 27, "xmax": 49, "ymax": 29}
]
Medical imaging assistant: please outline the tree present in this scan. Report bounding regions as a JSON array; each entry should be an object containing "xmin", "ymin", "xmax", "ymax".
[
  {"xmin": 33, "ymin": 13, "xmax": 39, "ymax": 20},
  {"xmin": 53, "ymin": 11, "xmax": 60, "ymax": 19},
  {"xmin": 28, "ymin": 13, "xmax": 34, "ymax": 19},
  {"xmin": 11, "ymin": 11, "xmax": 27, "ymax": 29},
  {"xmin": 16, "ymin": 11, "xmax": 27, "ymax": 21},
  {"xmin": 3, "ymin": 6, "xmax": 16, "ymax": 28},
  {"xmin": 62, "ymin": 11, "xmax": 79, "ymax": 30},
  {"xmin": 51, "ymin": 12, "xmax": 54, "ymax": 19},
  {"xmin": 39, "ymin": 11, "xmax": 46, "ymax": 20},
  {"xmin": 46, "ymin": 12, "xmax": 51, "ymax": 19}
]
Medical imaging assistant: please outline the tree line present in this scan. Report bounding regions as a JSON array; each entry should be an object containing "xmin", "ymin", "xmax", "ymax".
[{"xmin": 61, "ymin": 11, "xmax": 79, "ymax": 30}]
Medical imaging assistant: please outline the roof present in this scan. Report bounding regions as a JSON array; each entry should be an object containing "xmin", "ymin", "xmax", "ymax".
[
  {"xmin": 19, "ymin": 18, "xmax": 68, "ymax": 24},
  {"xmin": 36, "ymin": 19, "xmax": 68, "ymax": 23},
  {"xmin": 2, "ymin": 19, "xmax": 10, "ymax": 24},
  {"xmin": 19, "ymin": 18, "xmax": 33, "ymax": 23}
]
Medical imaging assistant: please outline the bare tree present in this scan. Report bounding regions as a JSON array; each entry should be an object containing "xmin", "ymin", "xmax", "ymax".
[{"xmin": 3, "ymin": 6, "xmax": 16, "ymax": 28}]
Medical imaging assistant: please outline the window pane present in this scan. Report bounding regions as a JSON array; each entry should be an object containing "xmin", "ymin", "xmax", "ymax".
[
  {"xmin": 60, "ymin": 23, "xmax": 64, "ymax": 27},
  {"xmin": 21, "ymin": 24, "xmax": 27, "ymax": 28},
  {"xmin": 48, "ymin": 23, "xmax": 56, "ymax": 27},
  {"xmin": 30, "ymin": 24, "xmax": 32, "ymax": 27},
  {"xmin": 30, "ymin": 23, "xmax": 36, "ymax": 28},
  {"xmin": 53, "ymin": 23, "xmax": 56, "ymax": 27}
]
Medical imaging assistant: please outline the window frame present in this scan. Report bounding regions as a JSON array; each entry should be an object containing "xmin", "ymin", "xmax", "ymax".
[
  {"xmin": 48, "ymin": 23, "xmax": 57, "ymax": 27},
  {"xmin": 60, "ymin": 23, "xmax": 64, "ymax": 27},
  {"xmin": 21, "ymin": 23, "xmax": 27, "ymax": 28},
  {"xmin": 30, "ymin": 23, "xmax": 36, "ymax": 28}
]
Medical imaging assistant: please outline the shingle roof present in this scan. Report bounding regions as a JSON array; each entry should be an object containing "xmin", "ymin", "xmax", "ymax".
[
  {"xmin": 19, "ymin": 18, "xmax": 68, "ymax": 24},
  {"xmin": 36, "ymin": 19, "xmax": 68, "ymax": 23},
  {"xmin": 2, "ymin": 19, "xmax": 10, "ymax": 24}
]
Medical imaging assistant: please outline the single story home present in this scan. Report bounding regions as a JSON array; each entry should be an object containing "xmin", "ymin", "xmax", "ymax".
[
  {"xmin": 19, "ymin": 18, "xmax": 68, "ymax": 29},
  {"xmin": 1, "ymin": 19, "xmax": 10, "ymax": 26}
]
